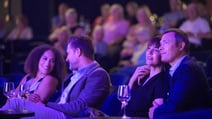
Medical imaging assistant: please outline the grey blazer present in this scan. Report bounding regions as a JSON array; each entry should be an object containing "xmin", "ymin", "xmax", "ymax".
[{"xmin": 47, "ymin": 62, "xmax": 111, "ymax": 117}]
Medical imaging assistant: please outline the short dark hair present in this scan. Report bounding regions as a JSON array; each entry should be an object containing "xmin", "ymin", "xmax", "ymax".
[
  {"xmin": 148, "ymin": 35, "xmax": 161, "ymax": 48},
  {"xmin": 24, "ymin": 44, "xmax": 66, "ymax": 84},
  {"xmin": 68, "ymin": 36, "xmax": 94, "ymax": 59},
  {"xmin": 163, "ymin": 28, "xmax": 190, "ymax": 53}
]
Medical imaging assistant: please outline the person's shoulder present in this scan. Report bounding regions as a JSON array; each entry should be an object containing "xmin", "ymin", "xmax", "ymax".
[
  {"xmin": 42, "ymin": 75, "xmax": 58, "ymax": 83},
  {"xmin": 180, "ymin": 56, "xmax": 204, "ymax": 72}
]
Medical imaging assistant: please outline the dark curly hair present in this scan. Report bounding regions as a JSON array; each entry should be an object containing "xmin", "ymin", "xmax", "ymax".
[{"xmin": 24, "ymin": 44, "xmax": 66, "ymax": 88}]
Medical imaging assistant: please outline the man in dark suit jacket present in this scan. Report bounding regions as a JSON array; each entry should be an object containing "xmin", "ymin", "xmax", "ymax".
[
  {"xmin": 149, "ymin": 28, "xmax": 210, "ymax": 119},
  {"xmin": 3, "ymin": 36, "xmax": 111, "ymax": 119}
]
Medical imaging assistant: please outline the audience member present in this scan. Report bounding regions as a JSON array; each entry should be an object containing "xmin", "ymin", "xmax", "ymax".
[
  {"xmin": 51, "ymin": 3, "xmax": 69, "ymax": 31},
  {"xmin": 92, "ymin": 3, "xmax": 111, "ymax": 28},
  {"xmin": 149, "ymin": 28, "xmax": 210, "ymax": 119},
  {"xmin": 125, "ymin": 1, "xmax": 139, "ymax": 25},
  {"xmin": 49, "ymin": 8, "xmax": 83, "ymax": 41},
  {"xmin": 1, "ymin": 36, "xmax": 111, "ymax": 119},
  {"xmin": 126, "ymin": 36, "xmax": 165, "ymax": 118},
  {"xmin": 112, "ymin": 27, "xmax": 152, "ymax": 82},
  {"xmin": 65, "ymin": 8, "xmax": 82, "ymax": 35},
  {"xmin": 179, "ymin": 3, "xmax": 212, "ymax": 51},
  {"xmin": 7, "ymin": 14, "xmax": 33, "ymax": 40},
  {"xmin": 160, "ymin": 0, "xmax": 184, "ymax": 32},
  {"xmin": 119, "ymin": 27, "xmax": 151, "ymax": 67},
  {"xmin": 103, "ymin": 3, "xmax": 129, "ymax": 54},
  {"xmin": 53, "ymin": 26, "xmax": 71, "ymax": 58},
  {"xmin": 120, "ymin": 26, "xmax": 138, "ymax": 61},
  {"xmin": 92, "ymin": 25, "xmax": 108, "ymax": 57},
  {"xmin": 135, "ymin": 6, "xmax": 156, "ymax": 36}
]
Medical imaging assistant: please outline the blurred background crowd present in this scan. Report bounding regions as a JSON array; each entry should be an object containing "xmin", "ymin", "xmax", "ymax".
[{"xmin": 0, "ymin": 0, "xmax": 212, "ymax": 81}]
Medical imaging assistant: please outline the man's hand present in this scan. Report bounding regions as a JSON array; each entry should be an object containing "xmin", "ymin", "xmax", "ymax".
[{"xmin": 149, "ymin": 98, "xmax": 163, "ymax": 119}]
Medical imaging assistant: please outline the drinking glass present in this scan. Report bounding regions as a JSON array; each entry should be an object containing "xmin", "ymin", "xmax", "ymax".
[
  {"xmin": 117, "ymin": 85, "xmax": 131, "ymax": 118},
  {"xmin": 19, "ymin": 84, "xmax": 30, "ymax": 112},
  {"xmin": 3, "ymin": 82, "xmax": 15, "ymax": 112}
]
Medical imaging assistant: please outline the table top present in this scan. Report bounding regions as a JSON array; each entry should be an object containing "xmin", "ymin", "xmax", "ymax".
[
  {"xmin": 0, "ymin": 110, "xmax": 35, "ymax": 119},
  {"xmin": 73, "ymin": 116, "xmax": 148, "ymax": 119}
]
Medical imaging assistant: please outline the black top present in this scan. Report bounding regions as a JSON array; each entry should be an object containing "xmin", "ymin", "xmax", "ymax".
[{"xmin": 126, "ymin": 71, "xmax": 165, "ymax": 117}]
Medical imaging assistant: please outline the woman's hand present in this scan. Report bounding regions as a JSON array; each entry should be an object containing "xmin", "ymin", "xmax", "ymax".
[
  {"xmin": 28, "ymin": 93, "xmax": 41, "ymax": 103},
  {"xmin": 128, "ymin": 65, "xmax": 150, "ymax": 88}
]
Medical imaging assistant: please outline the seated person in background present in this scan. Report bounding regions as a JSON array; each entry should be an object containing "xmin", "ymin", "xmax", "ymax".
[
  {"xmin": 120, "ymin": 26, "xmax": 138, "ymax": 61},
  {"xmin": 126, "ymin": 36, "xmax": 165, "ymax": 118},
  {"xmin": 179, "ymin": 3, "xmax": 212, "ymax": 51},
  {"xmin": 1, "ymin": 36, "xmax": 111, "ymax": 119},
  {"xmin": 92, "ymin": 25, "xmax": 108, "ymax": 57},
  {"xmin": 15, "ymin": 44, "xmax": 66, "ymax": 104},
  {"xmin": 159, "ymin": 0, "xmax": 184, "ymax": 33},
  {"xmin": 7, "ymin": 14, "xmax": 33, "ymax": 40},
  {"xmin": 51, "ymin": 3, "xmax": 69, "ymax": 32},
  {"xmin": 112, "ymin": 27, "xmax": 152, "ymax": 79},
  {"xmin": 119, "ymin": 27, "xmax": 151, "ymax": 67},
  {"xmin": 92, "ymin": 3, "xmax": 111, "ymax": 28},
  {"xmin": 149, "ymin": 28, "xmax": 210, "ymax": 119},
  {"xmin": 53, "ymin": 26, "xmax": 71, "ymax": 58}
]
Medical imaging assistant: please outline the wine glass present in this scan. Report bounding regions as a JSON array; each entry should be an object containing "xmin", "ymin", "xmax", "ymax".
[
  {"xmin": 117, "ymin": 85, "xmax": 131, "ymax": 118},
  {"xmin": 3, "ymin": 82, "xmax": 15, "ymax": 112},
  {"xmin": 19, "ymin": 84, "xmax": 30, "ymax": 112}
]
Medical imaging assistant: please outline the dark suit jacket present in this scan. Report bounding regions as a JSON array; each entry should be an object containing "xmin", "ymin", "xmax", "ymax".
[
  {"xmin": 47, "ymin": 62, "xmax": 111, "ymax": 117},
  {"xmin": 154, "ymin": 56, "xmax": 210, "ymax": 119}
]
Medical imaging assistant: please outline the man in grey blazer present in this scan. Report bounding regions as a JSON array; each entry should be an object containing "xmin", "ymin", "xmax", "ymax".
[
  {"xmin": 46, "ymin": 35, "xmax": 111, "ymax": 118},
  {"xmin": 2, "ymin": 36, "xmax": 111, "ymax": 119}
]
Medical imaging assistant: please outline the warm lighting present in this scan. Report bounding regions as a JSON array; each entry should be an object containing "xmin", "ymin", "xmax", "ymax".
[
  {"xmin": 4, "ymin": 0, "xmax": 9, "ymax": 8},
  {"xmin": 5, "ymin": 14, "xmax": 10, "ymax": 22}
]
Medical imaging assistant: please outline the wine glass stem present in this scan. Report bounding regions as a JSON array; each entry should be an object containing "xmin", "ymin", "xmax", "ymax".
[
  {"xmin": 123, "ymin": 104, "xmax": 126, "ymax": 118},
  {"xmin": 8, "ymin": 98, "xmax": 12, "ymax": 112},
  {"xmin": 23, "ymin": 98, "xmax": 27, "ymax": 112}
]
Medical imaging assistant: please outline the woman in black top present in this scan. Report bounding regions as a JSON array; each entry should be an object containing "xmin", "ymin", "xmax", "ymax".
[{"xmin": 126, "ymin": 36, "xmax": 165, "ymax": 117}]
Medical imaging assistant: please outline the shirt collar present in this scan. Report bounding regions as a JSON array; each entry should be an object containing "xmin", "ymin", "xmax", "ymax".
[
  {"xmin": 169, "ymin": 55, "xmax": 187, "ymax": 76},
  {"xmin": 72, "ymin": 61, "xmax": 97, "ymax": 76}
]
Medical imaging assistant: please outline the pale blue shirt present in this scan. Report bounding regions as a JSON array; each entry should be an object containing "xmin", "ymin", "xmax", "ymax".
[
  {"xmin": 58, "ymin": 61, "xmax": 97, "ymax": 104},
  {"xmin": 169, "ymin": 55, "xmax": 187, "ymax": 77}
]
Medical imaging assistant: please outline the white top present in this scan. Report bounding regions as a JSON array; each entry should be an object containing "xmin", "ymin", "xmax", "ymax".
[
  {"xmin": 7, "ymin": 26, "xmax": 33, "ymax": 40},
  {"xmin": 180, "ymin": 17, "xmax": 211, "ymax": 46}
]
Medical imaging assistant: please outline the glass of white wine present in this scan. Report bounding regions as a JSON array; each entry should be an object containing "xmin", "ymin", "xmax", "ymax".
[
  {"xmin": 19, "ymin": 84, "xmax": 30, "ymax": 112},
  {"xmin": 3, "ymin": 82, "xmax": 15, "ymax": 112},
  {"xmin": 117, "ymin": 85, "xmax": 131, "ymax": 118}
]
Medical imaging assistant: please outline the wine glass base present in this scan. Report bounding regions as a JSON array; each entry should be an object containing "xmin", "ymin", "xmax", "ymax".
[
  {"xmin": 7, "ymin": 109, "xmax": 13, "ymax": 112},
  {"xmin": 122, "ymin": 115, "xmax": 130, "ymax": 119},
  {"xmin": 22, "ymin": 109, "xmax": 28, "ymax": 113}
]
